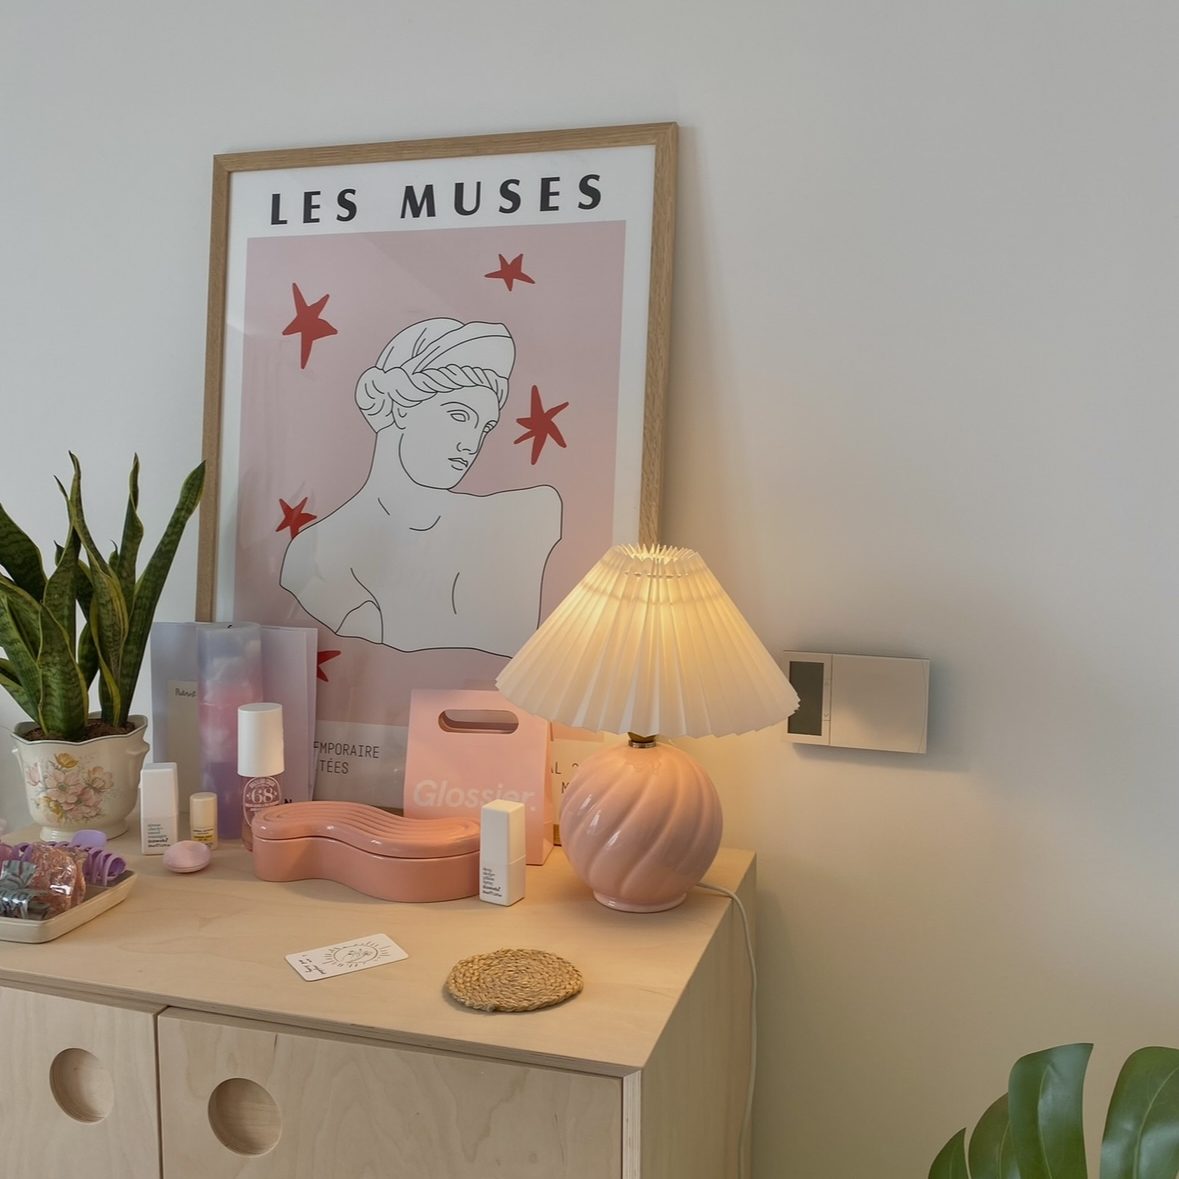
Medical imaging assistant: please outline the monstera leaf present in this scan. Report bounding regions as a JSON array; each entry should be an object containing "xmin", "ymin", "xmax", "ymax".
[{"xmin": 930, "ymin": 1044, "xmax": 1179, "ymax": 1179}]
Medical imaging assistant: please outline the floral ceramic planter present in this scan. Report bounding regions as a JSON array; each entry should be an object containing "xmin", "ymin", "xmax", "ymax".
[{"xmin": 11, "ymin": 715, "xmax": 149, "ymax": 841}]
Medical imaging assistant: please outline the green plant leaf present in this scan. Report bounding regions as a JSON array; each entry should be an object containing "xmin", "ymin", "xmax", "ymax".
[
  {"xmin": 42, "ymin": 527, "xmax": 80, "ymax": 651},
  {"xmin": 110, "ymin": 455, "xmax": 143, "ymax": 606},
  {"xmin": 0, "ymin": 658, "xmax": 37, "ymax": 721},
  {"xmin": 63, "ymin": 455, "xmax": 115, "ymax": 581},
  {"xmin": 969, "ymin": 1093, "xmax": 1019, "ymax": 1179},
  {"xmin": 35, "ymin": 605, "xmax": 88, "ymax": 740},
  {"xmin": 96, "ymin": 664, "xmax": 116, "ymax": 721},
  {"xmin": 0, "ymin": 500, "xmax": 46, "ymax": 600},
  {"xmin": 1100, "ymin": 1047, "xmax": 1179, "ymax": 1179},
  {"xmin": 930, "ymin": 1128, "xmax": 970, "ymax": 1179},
  {"xmin": 80, "ymin": 560, "xmax": 127, "ymax": 714},
  {"xmin": 64, "ymin": 455, "xmax": 131, "ymax": 725},
  {"xmin": 75, "ymin": 555, "xmax": 94, "ymax": 620},
  {"xmin": 0, "ymin": 573, "xmax": 42, "ymax": 653},
  {"xmin": 1010, "ymin": 1043, "xmax": 1093, "ymax": 1179},
  {"xmin": 77, "ymin": 620, "xmax": 99, "ymax": 690},
  {"xmin": 116, "ymin": 460, "xmax": 204, "ymax": 726},
  {"xmin": 90, "ymin": 597, "xmax": 119, "ymax": 721},
  {"xmin": 74, "ymin": 542, "xmax": 98, "ymax": 691},
  {"xmin": 0, "ymin": 587, "xmax": 42, "ymax": 710}
]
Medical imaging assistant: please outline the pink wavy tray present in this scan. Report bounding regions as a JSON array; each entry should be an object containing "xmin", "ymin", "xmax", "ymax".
[{"xmin": 251, "ymin": 802, "xmax": 479, "ymax": 903}]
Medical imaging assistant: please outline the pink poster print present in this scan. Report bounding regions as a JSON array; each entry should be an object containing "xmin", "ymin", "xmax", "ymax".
[
  {"xmin": 200, "ymin": 128, "xmax": 674, "ymax": 802},
  {"xmin": 234, "ymin": 225, "xmax": 624, "ymax": 743}
]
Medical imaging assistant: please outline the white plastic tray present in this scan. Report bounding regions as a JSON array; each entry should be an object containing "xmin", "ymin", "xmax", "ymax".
[{"xmin": 0, "ymin": 870, "xmax": 136, "ymax": 943}]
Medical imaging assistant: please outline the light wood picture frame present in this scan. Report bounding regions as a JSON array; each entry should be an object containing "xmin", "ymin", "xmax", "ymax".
[{"xmin": 196, "ymin": 123, "xmax": 675, "ymax": 803}]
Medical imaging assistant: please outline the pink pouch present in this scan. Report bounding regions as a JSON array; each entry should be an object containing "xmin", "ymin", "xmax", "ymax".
[{"xmin": 403, "ymin": 689, "xmax": 552, "ymax": 865}]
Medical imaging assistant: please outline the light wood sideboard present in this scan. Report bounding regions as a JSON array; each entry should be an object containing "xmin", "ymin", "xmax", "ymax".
[{"xmin": 0, "ymin": 836, "xmax": 754, "ymax": 1178}]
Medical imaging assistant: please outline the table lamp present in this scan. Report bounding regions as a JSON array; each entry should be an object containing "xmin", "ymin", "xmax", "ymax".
[{"xmin": 496, "ymin": 544, "xmax": 800, "ymax": 912}]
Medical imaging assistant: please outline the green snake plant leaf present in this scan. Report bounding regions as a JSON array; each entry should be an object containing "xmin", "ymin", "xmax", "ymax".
[
  {"xmin": 0, "ymin": 501, "xmax": 46, "ymax": 600},
  {"xmin": 1010, "ymin": 1043, "xmax": 1093, "ymax": 1179},
  {"xmin": 0, "ymin": 573, "xmax": 42, "ymax": 653},
  {"xmin": 64, "ymin": 456, "xmax": 130, "ymax": 723},
  {"xmin": 86, "ymin": 594, "xmax": 122, "ymax": 727},
  {"xmin": 80, "ymin": 561, "xmax": 127, "ymax": 705},
  {"xmin": 96, "ymin": 667, "xmax": 115, "ymax": 723},
  {"xmin": 66, "ymin": 459, "xmax": 138, "ymax": 721},
  {"xmin": 0, "ymin": 589, "xmax": 40, "ymax": 716},
  {"xmin": 74, "ymin": 560, "xmax": 97, "ymax": 689},
  {"xmin": 42, "ymin": 528, "xmax": 80, "ymax": 650},
  {"xmin": 63, "ymin": 456, "xmax": 115, "ymax": 582},
  {"xmin": 77, "ymin": 621, "xmax": 98, "ymax": 690},
  {"xmin": 75, "ymin": 550, "xmax": 94, "ymax": 620},
  {"xmin": 116, "ymin": 460, "xmax": 204, "ymax": 726},
  {"xmin": 929, "ymin": 1128, "xmax": 970, "ymax": 1179},
  {"xmin": 968, "ymin": 1093, "xmax": 1019, "ymax": 1179},
  {"xmin": 0, "ymin": 659, "xmax": 37, "ymax": 720},
  {"xmin": 0, "ymin": 584, "xmax": 42, "ymax": 714},
  {"xmin": 35, "ymin": 605, "xmax": 88, "ymax": 740},
  {"xmin": 1100, "ymin": 1046, "xmax": 1179, "ymax": 1179},
  {"xmin": 111, "ymin": 454, "xmax": 143, "ymax": 606}
]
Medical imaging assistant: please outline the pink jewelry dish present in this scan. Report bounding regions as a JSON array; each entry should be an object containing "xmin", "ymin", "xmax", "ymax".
[{"xmin": 251, "ymin": 801, "xmax": 480, "ymax": 902}]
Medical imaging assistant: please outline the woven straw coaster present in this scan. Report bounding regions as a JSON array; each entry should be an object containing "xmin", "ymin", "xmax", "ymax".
[{"xmin": 446, "ymin": 948, "xmax": 583, "ymax": 1012}]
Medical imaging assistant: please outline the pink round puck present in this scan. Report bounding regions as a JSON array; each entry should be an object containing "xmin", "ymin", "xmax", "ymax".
[{"xmin": 163, "ymin": 841, "xmax": 212, "ymax": 874}]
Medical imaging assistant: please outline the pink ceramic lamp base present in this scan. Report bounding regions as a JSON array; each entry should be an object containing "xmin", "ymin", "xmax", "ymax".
[
  {"xmin": 559, "ymin": 740, "xmax": 723, "ymax": 913},
  {"xmin": 592, "ymin": 890, "xmax": 690, "ymax": 915}
]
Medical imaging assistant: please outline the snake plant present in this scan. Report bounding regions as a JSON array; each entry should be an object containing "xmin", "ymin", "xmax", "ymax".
[
  {"xmin": 0, "ymin": 453, "xmax": 204, "ymax": 741},
  {"xmin": 930, "ymin": 1042, "xmax": 1179, "ymax": 1179}
]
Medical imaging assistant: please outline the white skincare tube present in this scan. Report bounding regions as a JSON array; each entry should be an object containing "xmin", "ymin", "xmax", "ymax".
[
  {"xmin": 140, "ymin": 762, "xmax": 179, "ymax": 855},
  {"xmin": 480, "ymin": 800, "xmax": 525, "ymax": 906}
]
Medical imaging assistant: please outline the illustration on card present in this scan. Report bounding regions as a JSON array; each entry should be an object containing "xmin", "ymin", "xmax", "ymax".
[{"xmin": 279, "ymin": 315, "xmax": 562, "ymax": 656}]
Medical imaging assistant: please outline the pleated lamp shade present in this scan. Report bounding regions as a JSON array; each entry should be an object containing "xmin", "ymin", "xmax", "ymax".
[
  {"xmin": 496, "ymin": 544, "xmax": 799, "ymax": 738},
  {"xmin": 496, "ymin": 545, "xmax": 801, "ymax": 913}
]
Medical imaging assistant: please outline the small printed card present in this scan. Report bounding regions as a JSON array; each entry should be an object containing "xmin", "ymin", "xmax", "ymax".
[{"xmin": 285, "ymin": 933, "xmax": 408, "ymax": 981}]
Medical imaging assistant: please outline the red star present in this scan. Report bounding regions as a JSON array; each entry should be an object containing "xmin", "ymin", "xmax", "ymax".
[
  {"xmin": 514, "ymin": 385, "xmax": 569, "ymax": 465},
  {"xmin": 316, "ymin": 649, "xmax": 341, "ymax": 682},
  {"xmin": 282, "ymin": 283, "xmax": 338, "ymax": 368},
  {"xmin": 276, "ymin": 496, "xmax": 317, "ymax": 538},
  {"xmin": 484, "ymin": 253, "xmax": 535, "ymax": 292}
]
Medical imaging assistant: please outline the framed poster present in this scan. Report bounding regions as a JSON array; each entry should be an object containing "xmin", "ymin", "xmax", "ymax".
[{"xmin": 197, "ymin": 123, "xmax": 675, "ymax": 804}]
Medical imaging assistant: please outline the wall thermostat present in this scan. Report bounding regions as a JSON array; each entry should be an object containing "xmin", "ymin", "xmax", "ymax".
[{"xmin": 782, "ymin": 652, "xmax": 929, "ymax": 754}]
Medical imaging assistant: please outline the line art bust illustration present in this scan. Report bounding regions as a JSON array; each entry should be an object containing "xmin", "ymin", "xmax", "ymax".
[{"xmin": 280, "ymin": 316, "xmax": 562, "ymax": 656}]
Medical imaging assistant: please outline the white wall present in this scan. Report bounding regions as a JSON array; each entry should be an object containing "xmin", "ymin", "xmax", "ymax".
[{"xmin": 4, "ymin": 2, "xmax": 1178, "ymax": 1174}]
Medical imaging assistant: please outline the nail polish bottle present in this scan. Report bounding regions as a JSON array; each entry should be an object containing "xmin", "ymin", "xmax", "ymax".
[{"xmin": 238, "ymin": 702, "xmax": 285, "ymax": 852}]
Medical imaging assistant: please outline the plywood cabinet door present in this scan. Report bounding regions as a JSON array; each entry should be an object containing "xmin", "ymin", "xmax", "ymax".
[
  {"xmin": 0, "ymin": 984, "xmax": 161, "ymax": 1179},
  {"xmin": 158, "ymin": 1009, "xmax": 622, "ymax": 1179}
]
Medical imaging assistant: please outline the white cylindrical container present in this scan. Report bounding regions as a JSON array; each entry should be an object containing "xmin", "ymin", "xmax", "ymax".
[
  {"xmin": 189, "ymin": 791, "xmax": 219, "ymax": 849},
  {"xmin": 238, "ymin": 703, "xmax": 285, "ymax": 852},
  {"xmin": 140, "ymin": 763, "xmax": 179, "ymax": 855},
  {"xmin": 479, "ymin": 800, "xmax": 525, "ymax": 906}
]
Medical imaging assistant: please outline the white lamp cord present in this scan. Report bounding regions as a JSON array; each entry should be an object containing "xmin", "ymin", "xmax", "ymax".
[{"xmin": 696, "ymin": 882, "xmax": 757, "ymax": 1179}]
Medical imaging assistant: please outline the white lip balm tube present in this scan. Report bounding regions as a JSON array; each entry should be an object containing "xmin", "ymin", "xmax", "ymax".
[
  {"xmin": 189, "ymin": 791, "xmax": 219, "ymax": 849},
  {"xmin": 480, "ymin": 800, "xmax": 525, "ymax": 906},
  {"xmin": 140, "ymin": 762, "xmax": 179, "ymax": 855}
]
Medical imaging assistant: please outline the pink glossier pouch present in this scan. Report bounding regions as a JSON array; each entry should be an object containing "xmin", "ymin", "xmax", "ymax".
[{"xmin": 402, "ymin": 689, "xmax": 552, "ymax": 865}]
